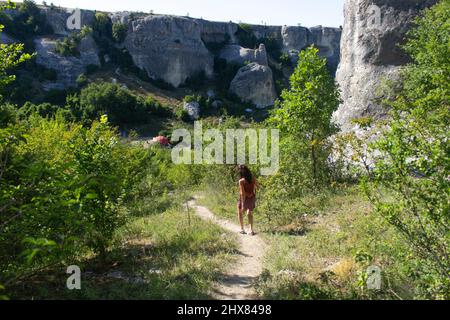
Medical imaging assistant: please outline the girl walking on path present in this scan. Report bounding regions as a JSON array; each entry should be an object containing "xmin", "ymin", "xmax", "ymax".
[{"xmin": 237, "ymin": 165, "xmax": 259, "ymax": 236}]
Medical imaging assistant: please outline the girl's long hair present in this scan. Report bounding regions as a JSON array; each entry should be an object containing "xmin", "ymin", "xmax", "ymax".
[{"xmin": 238, "ymin": 165, "xmax": 253, "ymax": 184}]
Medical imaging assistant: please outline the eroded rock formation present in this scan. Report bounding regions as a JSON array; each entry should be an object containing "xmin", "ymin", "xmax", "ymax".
[
  {"xmin": 229, "ymin": 63, "xmax": 277, "ymax": 109},
  {"xmin": 123, "ymin": 15, "xmax": 214, "ymax": 88},
  {"xmin": 334, "ymin": 0, "xmax": 438, "ymax": 131}
]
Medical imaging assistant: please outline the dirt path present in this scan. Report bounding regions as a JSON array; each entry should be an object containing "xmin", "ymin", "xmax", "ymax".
[{"xmin": 188, "ymin": 200, "xmax": 267, "ymax": 300}]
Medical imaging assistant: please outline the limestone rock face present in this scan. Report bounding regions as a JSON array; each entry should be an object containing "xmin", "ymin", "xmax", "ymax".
[
  {"xmin": 123, "ymin": 15, "xmax": 214, "ymax": 88},
  {"xmin": 34, "ymin": 35, "xmax": 101, "ymax": 90},
  {"xmin": 281, "ymin": 25, "xmax": 341, "ymax": 73},
  {"xmin": 334, "ymin": 0, "xmax": 438, "ymax": 131},
  {"xmin": 41, "ymin": 7, "xmax": 95, "ymax": 36},
  {"xmin": 309, "ymin": 27, "xmax": 342, "ymax": 73},
  {"xmin": 281, "ymin": 26, "xmax": 309, "ymax": 53},
  {"xmin": 229, "ymin": 63, "xmax": 277, "ymax": 109},
  {"xmin": 198, "ymin": 20, "xmax": 238, "ymax": 44},
  {"xmin": 219, "ymin": 44, "xmax": 268, "ymax": 66}
]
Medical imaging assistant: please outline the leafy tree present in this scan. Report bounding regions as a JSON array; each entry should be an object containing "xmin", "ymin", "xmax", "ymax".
[
  {"xmin": 364, "ymin": 0, "xmax": 449, "ymax": 299},
  {"xmin": 0, "ymin": 0, "xmax": 53, "ymax": 41},
  {"xmin": 0, "ymin": 1, "xmax": 33, "ymax": 93},
  {"xmin": 269, "ymin": 46, "xmax": 341, "ymax": 184}
]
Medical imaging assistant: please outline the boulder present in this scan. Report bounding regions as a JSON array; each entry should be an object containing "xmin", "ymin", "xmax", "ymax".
[
  {"xmin": 219, "ymin": 44, "xmax": 268, "ymax": 66},
  {"xmin": 229, "ymin": 63, "xmax": 277, "ymax": 109},
  {"xmin": 34, "ymin": 35, "xmax": 101, "ymax": 90},
  {"xmin": 123, "ymin": 15, "xmax": 214, "ymax": 88},
  {"xmin": 183, "ymin": 101, "xmax": 201, "ymax": 120},
  {"xmin": 334, "ymin": 0, "xmax": 439, "ymax": 131}
]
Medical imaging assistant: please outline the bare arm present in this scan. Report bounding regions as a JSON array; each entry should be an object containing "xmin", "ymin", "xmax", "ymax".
[{"xmin": 239, "ymin": 180, "xmax": 246, "ymax": 203}]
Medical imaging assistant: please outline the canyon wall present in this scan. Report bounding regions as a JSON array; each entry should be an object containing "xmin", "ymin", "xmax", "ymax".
[{"xmin": 334, "ymin": 0, "xmax": 438, "ymax": 131}]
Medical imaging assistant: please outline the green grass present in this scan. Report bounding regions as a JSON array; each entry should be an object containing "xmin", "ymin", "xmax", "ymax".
[
  {"xmin": 8, "ymin": 205, "xmax": 238, "ymax": 300},
  {"xmin": 199, "ymin": 184, "xmax": 413, "ymax": 300}
]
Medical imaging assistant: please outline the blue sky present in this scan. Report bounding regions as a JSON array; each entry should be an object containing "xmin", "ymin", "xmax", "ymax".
[{"xmin": 27, "ymin": 0, "xmax": 345, "ymax": 27}]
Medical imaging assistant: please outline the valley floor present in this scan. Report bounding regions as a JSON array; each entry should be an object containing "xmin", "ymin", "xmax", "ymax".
[{"xmin": 8, "ymin": 185, "xmax": 411, "ymax": 300}]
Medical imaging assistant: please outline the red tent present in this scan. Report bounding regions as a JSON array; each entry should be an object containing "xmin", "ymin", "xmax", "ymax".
[{"xmin": 152, "ymin": 136, "xmax": 170, "ymax": 146}]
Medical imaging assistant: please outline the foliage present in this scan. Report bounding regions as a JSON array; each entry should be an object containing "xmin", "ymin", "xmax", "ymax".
[
  {"xmin": 55, "ymin": 26, "xmax": 92, "ymax": 57},
  {"xmin": 279, "ymin": 53, "xmax": 292, "ymax": 67},
  {"xmin": 236, "ymin": 23, "xmax": 258, "ymax": 49},
  {"xmin": 269, "ymin": 46, "xmax": 341, "ymax": 185},
  {"xmin": 112, "ymin": 23, "xmax": 128, "ymax": 43},
  {"xmin": 363, "ymin": 0, "xmax": 450, "ymax": 299},
  {"xmin": 76, "ymin": 73, "xmax": 88, "ymax": 88},
  {"xmin": 0, "ymin": 112, "xmax": 150, "ymax": 290},
  {"xmin": 67, "ymin": 82, "xmax": 172, "ymax": 126},
  {"xmin": 93, "ymin": 12, "xmax": 112, "ymax": 40},
  {"xmin": 0, "ymin": 0, "xmax": 53, "ymax": 42},
  {"xmin": 0, "ymin": 1, "xmax": 34, "ymax": 93}
]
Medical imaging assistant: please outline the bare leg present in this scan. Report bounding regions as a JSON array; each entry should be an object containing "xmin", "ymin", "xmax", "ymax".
[
  {"xmin": 248, "ymin": 210, "xmax": 254, "ymax": 234},
  {"xmin": 238, "ymin": 207, "xmax": 245, "ymax": 232}
]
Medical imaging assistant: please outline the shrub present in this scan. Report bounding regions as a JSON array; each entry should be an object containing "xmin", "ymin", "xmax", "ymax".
[
  {"xmin": 279, "ymin": 53, "xmax": 292, "ymax": 67},
  {"xmin": 76, "ymin": 74, "xmax": 88, "ymax": 88},
  {"xmin": 175, "ymin": 107, "xmax": 191, "ymax": 122},
  {"xmin": 0, "ymin": 0, "xmax": 53, "ymax": 41},
  {"xmin": 93, "ymin": 12, "xmax": 112, "ymax": 40},
  {"xmin": 0, "ymin": 113, "xmax": 150, "ymax": 288},
  {"xmin": 364, "ymin": 0, "xmax": 450, "ymax": 299},
  {"xmin": 236, "ymin": 23, "xmax": 257, "ymax": 48},
  {"xmin": 55, "ymin": 26, "xmax": 92, "ymax": 57},
  {"xmin": 112, "ymin": 23, "xmax": 128, "ymax": 43},
  {"xmin": 142, "ymin": 96, "xmax": 172, "ymax": 117}
]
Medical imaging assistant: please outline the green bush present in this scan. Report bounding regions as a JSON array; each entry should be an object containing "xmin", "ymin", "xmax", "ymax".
[
  {"xmin": 93, "ymin": 12, "xmax": 112, "ymax": 40},
  {"xmin": 142, "ymin": 96, "xmax": 173, "ymax": 118},
  {"xmin": 76, "ymin": 74, "xmax": 88, "ymax": 88},
  {"xmin": 175, "ymin": 107, "xmax": 191, "ymax": 122},
  {"xmin": 0, "ymin": 0, "xmax": 53, "ymax": 42},
  {"xmin": 0, "ymin": 113, "xmax": 150, "ymax": 289},
  {"xmin": 364, "ymin": 0, "xmax": 450, "ymax": 299},
  {"xmin": 55, "ymin": 26, "xmax": 92, "ymax": 57},
  {"xmin": 71, "ymin": 82, "xmax": 143, "ymax": 125},
  {"xmin": 112, "ymin": 23, "xmax": 128, "ymax": 43}
]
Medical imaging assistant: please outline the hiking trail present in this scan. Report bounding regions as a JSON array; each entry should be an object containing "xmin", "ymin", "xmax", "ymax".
[{"xmin": 188, "ymin": 198, "xmax": 267, "ymax": 300}]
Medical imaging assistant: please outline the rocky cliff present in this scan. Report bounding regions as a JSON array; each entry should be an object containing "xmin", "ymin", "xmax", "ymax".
[
  {"xmin": 1, "ymin": 5, "xmax": 342, "ymax": 109},
  {"xmin": 334, "ymin": 0, "xmax": 438, "ymax": 131}
]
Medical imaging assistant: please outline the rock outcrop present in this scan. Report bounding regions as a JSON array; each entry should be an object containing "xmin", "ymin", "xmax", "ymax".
[
  {"xmin": 281, "ymin": 25, "xmax": 341, "ymax": 73},
  {"xmin": 198, "ymin": 20, "xmax": 238, "ymax": 44},
  {"xmin": 229, "ymin": 63, "xmax": 277, "ymax": 109},
  {"xmin": 34, "ymin": 35, "xmax": 101, "ymax": 90},
  {"xmin": 41, "ymin": 7, "xmax": 95, "ymax": 36},
  {"xmin": 183, "ymin": 101, "xmax": 201, "ymax": 120},
  {"xmin": 334, "ymin": 0, "xmax": 438, "ymax": 131},
  {"xmin": 122, "ymin": 15, "xmax": 214, "ymax": 88},
  {"xmin": 219, "ymin": 44, "xmax": 268, "ymax": 66}
]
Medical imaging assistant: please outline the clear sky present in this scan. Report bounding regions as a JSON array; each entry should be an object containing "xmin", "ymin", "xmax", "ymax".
[{"xmin": 25, "ymin": 0, "xmax": 345, "ymax": 27}]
